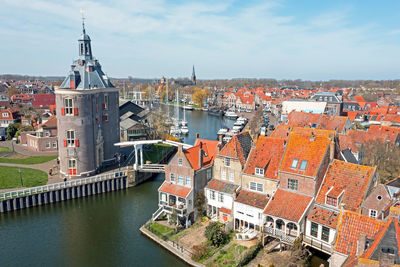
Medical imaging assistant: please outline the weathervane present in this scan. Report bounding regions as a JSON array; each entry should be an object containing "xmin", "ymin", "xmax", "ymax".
[{"xmin": 80, "ymin": 9, "xmax": 86, "ymax": 34}]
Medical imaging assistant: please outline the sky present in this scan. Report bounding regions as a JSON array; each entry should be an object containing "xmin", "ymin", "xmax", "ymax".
[{"xmin": 1, "ymin": 0, "xmax": 400, "ymax": 80}]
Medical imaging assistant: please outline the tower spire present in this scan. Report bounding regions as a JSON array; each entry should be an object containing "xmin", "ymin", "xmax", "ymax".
[{"xmin": 80, "ymin": 9, "xmax": 86, "ymax": 34}]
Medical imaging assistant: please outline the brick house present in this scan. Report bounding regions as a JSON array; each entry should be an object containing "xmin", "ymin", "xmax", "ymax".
[
  {"xmin": 157, "ymin": 138, "xmax": 219, "ymax": 227},
  {"xmin": 360, "ymin": 184, "xmax": 392, "ymax": 220},
  {"xmin": 0, "ymin": 109, "xmax": 20, "ymax": 127},
  {"xmin": 205, "ymin": 132, "xmax": 252, "ymax": 223},
  {"xmin": 20, "ymin": 116, "xmax": 58, "ymax": 152}
]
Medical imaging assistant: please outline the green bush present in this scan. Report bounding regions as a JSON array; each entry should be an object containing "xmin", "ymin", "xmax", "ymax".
[
  {"xmin": 205, "ymin": 222, "xmax": 228, "ymax": 247},
  {"xmin": 237, "ymin": 242, "xmax": 263, "ymax": 267}
]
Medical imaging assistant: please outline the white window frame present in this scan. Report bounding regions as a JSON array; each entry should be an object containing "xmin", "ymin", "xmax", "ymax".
[
  {"xmin": 229, "ymin": 172, "xmax": 234, "ymax": 182},
  {"xmin": 64, "ymin": 98, "xmax": 74, "ymax": 115},
  {"xmin": 218, "ymin": 192, "xmax": 224, "ymax": 202},
  {"xmin": 45, "ymin": 142, "xmax": 50, "ymax": 149},
  {"xmin": 250, "ymin": 181, "xmax": 257, "ymax": 191},
  {"xmin": 224, "ymin": 157, "xmax": 230, "ymax": 167},
  {"xmin": 185, "ymin": 176, "xmax": 191, "ymax": 186},
  {"xmin": 369, "ymin": 209, "xmax": 377, "ymax": 218},
  {"xmin": 66, "ymin": 130, "xmax": 75, "ymax": 147},
  {"xmin": 2, "ymin": 112, "xmax": 8, "ymax": 117},
  {"xmin": 68, "ymin": 158, "xmax": 77, "ymax": 170},
  {"xmin": 178, "ymin": 175, "xmax": 184, "ymax": 185},
  {"xmin": 255, "ymin": 167, "xmax": 264, "ymax": 176},
  {"xmin": 299, "ymin": 160, "xmax": 308, "ymax": 171},
  {"xmin": 210, "ymin": 190, "xmax": 215, "ymax": 200},
  {"xmin": 221, "ymin": 170, "xmax": 226, "ymax": 180},
  {"xmin": 52, "ymin": 141, "xmax": 57, "ymax": 148},
  {"xmin": 291, "ymin": 158, "xmax": 299, "ymax": 169}
]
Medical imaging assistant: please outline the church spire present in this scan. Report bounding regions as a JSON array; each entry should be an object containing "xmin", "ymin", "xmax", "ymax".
[
  {"xmin": 78, "ymin": 10, "xmax": 92, "ymax": 60},
  {"xmin": 191, "ymin": 65, "xmax": 196, "ymax": 85},
  {"xmin": 80, "ymin": 9, "xmax": 86, "ymax": 34}
]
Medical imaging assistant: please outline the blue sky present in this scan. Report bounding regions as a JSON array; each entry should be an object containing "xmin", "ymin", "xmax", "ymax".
[{"xmin": 0, "ymin": 0, "xmax": 399, "ymax": 80}]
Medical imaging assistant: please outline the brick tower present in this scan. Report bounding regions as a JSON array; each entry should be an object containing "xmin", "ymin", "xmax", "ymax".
[{"xmin": 56, "ymin": 20, "xmax": 119, "ymax": 178}]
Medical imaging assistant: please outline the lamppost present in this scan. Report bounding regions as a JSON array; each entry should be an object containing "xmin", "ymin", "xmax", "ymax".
[{"xmin": 19, "ymin": 168, "xmax": 23, "ymax": 187}]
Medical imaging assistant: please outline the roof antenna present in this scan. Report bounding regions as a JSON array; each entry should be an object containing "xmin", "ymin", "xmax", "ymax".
[{"xmin": 80, "ymin": 9, "xmax": 86, "ymax": 34}]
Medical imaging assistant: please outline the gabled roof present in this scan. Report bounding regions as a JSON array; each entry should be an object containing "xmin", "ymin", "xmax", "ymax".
[
  {"xmin": 184, "ymin": 138, "xmax": 219, "ymax": 171},
  {"xmin": 219, "ymin": 132, "xmax": 253, "ymax": 166},
  {"xmin": 368, "ymin": 125, "xmax": 400, "ymax": 145},
  {"xmin": 360, "ymin": 218, "xmax": 400, "ymax": 263},
  {"xmin": 205, "ymin": 178, "xmax": 239, "ymax": 194},
  {"xmin": 285, "ymin": 111, "xmax": 348, "ymax": 133},
  {"xmin": 308, "ymin": 206, "xmax": 339, "ymax": 229},
  {"xmin": 264, "ymin": 189, "xmax": 312, "ymax": 222},
  {"xmin": 158, "ymin": 181, "xmax": 192, "ymax": 198},
  {"xmin": 40, "ymin": 116, "xmax": 57, "ymax": 129},
  {"xmin": 279, "ymin": 132, "xmax": 331, "ymax": 177},
  {"xmin": 316, "ymin": 160, "xmax": 376, "ymax": 212},
  {"xmin": 235, "ymin": 189, "xmax": 270, "ymax": 210},
  {"xmin": 243, "ymin": 136, "xmax": 285, "ymax": 180},
  {"xmin": 340, "ymin": 148, "xmax": 358, "ymax": 164},
  {"xmin": 335, "ymin": 211, "xmax": 384, "ymax": 256}
]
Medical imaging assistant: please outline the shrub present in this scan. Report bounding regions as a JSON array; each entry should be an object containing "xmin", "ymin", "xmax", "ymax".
[
  {"xmin": 191, "ymin": 244, "xmax": 209, "ymax": 261},
  {"xmin": 237, "ymin": 242, "xmax": 263, "ymax": 267},
  {"xmin": 205, "ymin": 222, "xmax": 228, "ymax": 247}
]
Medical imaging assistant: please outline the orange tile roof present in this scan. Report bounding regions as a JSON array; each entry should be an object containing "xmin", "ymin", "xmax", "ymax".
[
  {"xmin": 360, "ymin": 218, "xmax": 399, "ymax": 260},
  {"xmin": 235, "ymin": 189, "xmax": 270, "ymax": 210},
  {"xmin": 316, "ymin": 160, "xmax": 376, "ymax": 212},
  {"xmin": 285, "ymin": 111, "xmax": 348, "ymax": 133},
  {"xmin": 243, "ymin": 136, "xmax": 285, "ymax": 180},
  {"xmin": 308, "ymin": 206, "xmax": 339, "ymax": 228},
  {"xmin": 368, "ymin": 125, "xmax": 400, "ymax": 144},
  {"xmin": 205, "ymin": 178, "xmax": 239, "ymax": 194},
  {"xmin": 158, "ymin": 181, "xmax": 192, "ymax": 198},
  {"xmin": 264, "ymin": 189, "xmax": 312, "ymax": 222},
  {"xmin": 184, "ymin": 138, "xmax": 219, "ymax": 170},
  {"xmin": 270, "ymin": 125, "xmax": 291, "ymax": 140},
  {"xmin": 40, "ymin": 116, "xmax": 57, "ymax": 128},
  {"xmin": 219, "ymin": 132, "xmax": 252, "ymax": 166},
  {"xmin": 338, "ymin": 130, "xmax": 388, "ymax": 152},
  {"xmin": 219, "ymin": 207, "xmax": 231, "ymax": 214},
  {"xmin": 334, "ymin": 211, "xmax": 384, "ymax": 255},
  {"xmin": 280, "ymin": 132, "xmax": 331, "ymax": 177}
]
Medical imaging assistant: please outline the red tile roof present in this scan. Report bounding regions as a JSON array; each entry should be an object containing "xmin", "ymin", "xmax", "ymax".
[
  {"xmin": 264, "ymin": 189, "xmax": 312, "ymax": 222},
  {"xmin": 219, "ymin": 132, "xmax": 252, "ymax": 166},
  {"xmin": 316, "ymin": 160, "xmax": 376, "ymax": 212},
  {"xmin": 308, "ymin": 206, "xmax": 339, "ymax": 229},
  {"xmin": 280, "ymin": 132, "xmax": 331, "ymax": 177},
  {"xmin": 40, "ymin": 116, "xmax": 57, "ymax": 128},
  {"xmin": 243, "ymin": 136, "xmax": 285, "ymax": 180},
  {"xmin": 219, "ymin": 207, "xmax": 231, "ymax": 214},
  {"xmin": 205, "ymin": 179, "xmax": 239, "ymax": 194},
  {"xmin": 285, "ymin": 111, "xmax": 349, "ymax": 133},
  {"xmin": 184, "ymin": 138, "xmax": 219, "ymax": 171},
  {"xmin": 335, "ymin": 211, "xmax": 384, "ymax": 256},
  {"xmin": 235, "ymin": 189, "xmax": 270, "ymax": 210},
  {"xmin": 158, "ymin": 181, "xmax": 192, "ymax": 198},
  {"xmin": 368, "ymin": 125, "xmax": 400, "ymax": 144}
]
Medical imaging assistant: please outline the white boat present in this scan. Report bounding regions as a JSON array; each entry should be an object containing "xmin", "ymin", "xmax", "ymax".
[
  {"xmin": 232, "ymin": 125, "xmax": 242, "ymax": 131},
  {"xmin": 180, "ymin": 120, "xmax": 188, "ymax": 126},
  {"xmin": 217, "ymin": 128, "xmax": 228, "ymax": 135},
  {"xmin": 225, "ymin": 110, "xmax": 238, "ymax": 119},
  {"xmin": 201, "ymin": 107, "xmax": 208, "ymax": 111},
  {"xmin": 183, "ymin": 105, "xmax": 194, "ymax": 110},
  {"xmin": 181, "ymin": 125, "xmax": 189, "ymax": 135},
  {"xmin": 223, "ymin": 136, "xmax": 232, "ymax": 143},
  {"xmin": 237, "ymin": 116, "xmax": 247, "ymax": 122},
  {"xmin": 230, "ymin": 129, "xmax": 240, "ymax": 135},
  {"xmin": 234, "ymin": 120, "xmax": 245, "ymax": 126}
]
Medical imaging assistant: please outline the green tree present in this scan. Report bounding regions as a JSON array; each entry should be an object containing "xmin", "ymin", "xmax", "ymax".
[
  {"xmin": 6, "ymin": 123, "xmax": 19, "ymax": 140},
  {"xmin": 205, "ymin": 222, "xmax": 227, "ymax": 247},
  {"xmin": 169, "ymin": 209, "xmax": 178, "ymax": 227}
]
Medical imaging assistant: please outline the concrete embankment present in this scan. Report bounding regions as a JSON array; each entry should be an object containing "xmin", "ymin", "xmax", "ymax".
[{"xmin": 140, "ymin": 225, "xmax": 204, "ymax": 267}]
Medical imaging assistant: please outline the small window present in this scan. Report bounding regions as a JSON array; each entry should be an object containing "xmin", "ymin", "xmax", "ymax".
[
  {"xmin": 45, "ymin": 130, "xmax": 50, "ymax": 137},
  {"xmin": 218, "ymin": 193, "xmax": 224, "ymax": 202},
  {"xmin": 256, "ymin": 183, "xmax": 263, "ymax": 192},
  {"xmin": 221, "ymin": 170, "xmax": 226, "ymax": 180},
  {"xmin": 377, "ymin": 195, "xmax": 382, "ymax": 200},
  {"xmin": 45, "ymin": 142, "xmax": 50, "ymax": 148},
  {"xmin": 321, "ymin": 226, "xmax": 330, "ymax": 242},
  {"xmin": 178, "ymin": 158, "xmax": 183, "ymax": 166},
  {"xmin": 67, "ymin": 130, "xmax": 75, "ymax": 147},
  {"xmin": 250, "ymin": 182, "xmax": 257, "ymax": 191},
  {"xmin": 255, "ymin": 167, "xmax": 264, "ymax": 176},
  {"xmin": 210, "ymin": 190, "xmax": 215, "ymax": 200},
  {"xmin": 311, "ymin": 222, "xmax": 318, "ymax": 238},
  {"xmin": 288, "ymin": 179, "xmax": 298, "ymax": 191},
  {"xmin": 185, "ymin": 176, "xmax": 191, "ymax": 186},
  {"xmin": 369, "ymin": 209, "xmax": 377, "ymax": 218},
  {"xmin": 178, "ymin": 175, "xmax": 184, "ymax": 185},
  {"xmin": 299, "ymin": 160, "xmax": 308, "ymax": 171},
  {"xmin": 170, "ymin": 173, "xmax": 175, "ymax": 182},
  {"xmin": 291, "ymin": 158, "xmax": 299, "ymax": 169},
  {"xmin": 52, "ymin": 141, "xmax": 57, "ymax": 148},
  {"xmin": 326, "ymin": 196, "xmax": 337, "ymax": 207},
  {"xmin": 64, "ymin": 98, "xmax": 74, "ymax": 115},
  {"xmin": 224, "ymin": 158, "xmax": 231, "ymax": 167},
  {"xmin": 104, "ymin": 94, "xmax": 108, "ymax": 109},
  {"xmin": 229, "ymin": 172, "xmax": 234, "ymax": 182}
]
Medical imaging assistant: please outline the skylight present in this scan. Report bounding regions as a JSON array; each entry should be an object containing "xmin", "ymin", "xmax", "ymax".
[
  {"xmin": 291, "ymin": 158, "xmax": 299, "ymax": 169},
  {"xmin": 299, "ymin": 160, "xmax": 308, "ymax": 171}
]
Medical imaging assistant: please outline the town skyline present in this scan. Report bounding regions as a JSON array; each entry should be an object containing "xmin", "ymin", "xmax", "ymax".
[{"xmin": 1, "ymin": 0, "xmax": 400, "ymax": 80}]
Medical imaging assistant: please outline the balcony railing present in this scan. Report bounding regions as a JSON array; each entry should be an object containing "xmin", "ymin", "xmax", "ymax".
[
  {"xmin": 264, "ymin": 226, "xmax": 297, "ymax": 244},
  {"xmin": 302, "ymin": 235, "xmax": 333, "ymax": 254},
  {"xmin": 159, "ymin": 203, "xmax": 187, "ymax": 216}
]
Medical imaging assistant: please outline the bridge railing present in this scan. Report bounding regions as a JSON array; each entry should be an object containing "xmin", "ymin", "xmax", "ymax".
[{"xmin": 0, "ymin": 170, "xmax": 126, "ymax": 201}]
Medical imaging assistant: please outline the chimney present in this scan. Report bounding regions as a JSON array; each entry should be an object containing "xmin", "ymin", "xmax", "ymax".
[
  {"xmin": 218, "ymin": 135, "xmax": 223, "ymax": 152},
  {"xmin": 199, "ymin": 142, "xmax": 203, "ymax": 168},
  {"xmin": 310, "ymin": 132, "xmax": 316, "ymax": 142},
  {"xmin": 356, "ymin": 233, "xmax": 366, "ymax": 256},
  {"xmin": 178, "ymin": 144, "xmax": 183, "ymax": 154}
]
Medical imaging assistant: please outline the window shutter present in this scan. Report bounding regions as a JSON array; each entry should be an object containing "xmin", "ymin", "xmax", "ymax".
[
  {"xmin": 75, "ymin": 139, "xmax": 79, "ymax": 147},
  {"xmin": 73, "ymin": 169, "xmax": 77, "ymax": 175},
  {"xmin": 61, "ymin": 108, "xmax": 65, "ymax": 115},
  {"xmin": 69, "ymin": 169, "xmax": 72, "ymax": 175},
  {"xmin": 102, "ymin": 103, "xmax": 105, "ymax": 110},
  {"xmin": 73, "ymin": 108, "xmax": 78, "ymax": 116},
  {"xmin": 102, "ymin": 115, "xmax": 106, "ymax": 121},
  {"xmin": 63, "ymin": 140, "xmax": 67, "ymax": 147}
]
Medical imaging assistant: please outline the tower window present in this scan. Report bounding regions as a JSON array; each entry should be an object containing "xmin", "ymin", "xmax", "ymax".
[
  {"xmin": 64, "ymin": 98, "xmax": 74, "ymax": 115},
  {"xmin": 104, "ymin": 94, "xmax": 108, "ymax": 109},
  {"xmin": 80, "ymin": 44, "xmax": 84, "ymax": 55},
  {"xmin": 67, "ymin": 130, "xmax": 75, "ymax": 147},
  {"xmin": 68, "ymin": 159, "xmax": 77, "ymax": 175}
]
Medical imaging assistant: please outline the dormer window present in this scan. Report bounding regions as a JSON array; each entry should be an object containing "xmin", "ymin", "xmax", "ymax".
[
  {"xmin": 255, "ymin": 168, "xmax": 264, "ymax": 176},
  {"xmin": 299, "ymin": 160, "xmax": 308, "ymax": 171},
  {"xmin": 326, "ymin": 196, "xmax": 337, "ymax": 207},
  {"xmin": 224, "ymin": 158, "xmax": 231, "ymax": 167},
  {"xmin": 291, "ymin": 158, "xmax": 299, "ymax": 169}
]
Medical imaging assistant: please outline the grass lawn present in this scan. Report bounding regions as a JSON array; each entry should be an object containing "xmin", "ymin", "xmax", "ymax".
[
  {"xmin": 0, "ymin": 155, "xmax": 57, "ymax": 164},
  {"xmin": 0, "ymin": 147, "xmax": 12, "ymax": 152},
  {"xmin": 0, "ymin": 166, "xmax": 48, "ymax": 189},
  {"xmin": 207, "ymin": 244, "xmax": 248, "ymax": 267},
  {"xmin": 143, "ymin": 144, "xmax": 174, "ymax": 164}
]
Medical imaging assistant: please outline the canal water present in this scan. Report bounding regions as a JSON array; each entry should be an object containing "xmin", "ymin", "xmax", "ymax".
[{"xmin": 0, "ymin": 109, "xmax": 234, "ymax": 267}]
